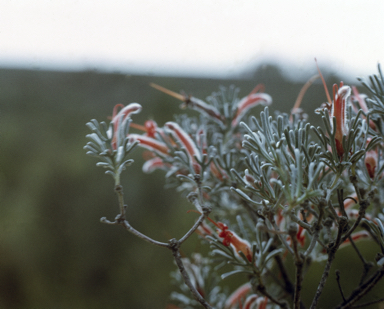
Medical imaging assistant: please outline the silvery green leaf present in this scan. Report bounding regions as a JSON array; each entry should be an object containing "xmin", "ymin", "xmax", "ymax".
[
  {"xmin": 221, "ymin": 269, "xmax": 252, "ymax": 280},
  {"xmin": 126, "ymin": 140, "xmax": 139, "ymax": 153},
  {"xmin": 105, "ymin": 170, "xmax": 115, "ymax": 177},
  {"xmin": 100, "ymin": 121, "xmax": 109, "ymax": 137},
  {"xmin": 96, "ymin": 162, "xmax": 111, "ymax": 168},
  {"xmin": 85, "ymin": 141, "xmax": 102, "ymax": 153},
  {"xmin": 263, "ymin": 248, "xmax": 284, "ymax": 265},
  {"xmin": 86, "ymin": 121, "xmax": 98, "ymax": 132},
  {"xmin": 86, "ymin": 151, "xmax": 99, "ymax": 157},
  {"xmin": 210, "ymin": 249, "xmax": 233, "ymax": 260},
  {"xmin": 115, "ymin": 146, "xmax": 124, "ymax": 165},
  {"xmin": 118, "ymin": 159, "xmax": 134, "ymax": 174},
  {"xmin": 176, "ymin": 175, "xmax": 194, "ymax": 182},
  {"xmin": 230, "ymin": 187, "xmax": 262, "ymax": 205},
  {"xmin": 86, "ymin": 133, "xmax": 106, "ymax": 151},
  {"xmin": 377, "ymin": 257, "xmax": 384, "ymax": 267},
  {"xmin": 84, "ymin": 144, "xmax": 100, "ymax": 154},
  {"xmin": 349, "ymin": 149, "xmax": 365, "ymax": 164}
]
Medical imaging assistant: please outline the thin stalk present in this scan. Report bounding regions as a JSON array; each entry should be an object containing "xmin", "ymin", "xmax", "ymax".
[
  {"xmin": 310, "ymin": 218, "xmax": 348, "ymax": 309},
  {"xmin": 254, "ymin": 279, "xmax": 290, "ymax": 309},
  {"xmin": 294, "ymin": 256, "xmax": 305, "ymax": 309},
  {"xmin": 272, "ymin": 221, "xmax": 294, "ymax": 256},
  {"xmin": 275, "ymin": 252, "xmax": 295, "ymax": 296},
  {"xmin": 336, "ymin": 267, "xmax": 384, "ymax": 309},
  {"xmin": 347, "ymin": 236, "xmax": 373, "ymax": 284},
  {"xmin": 335, "ymin": 270, "xmax": 346, "ymax": 302},
  {"xmin": 115, "ymin": 184, "xmax": 125, "ymax": 218},
  {"xmin": 351, "ymin": 297, "xmax": 384, "ymax": 308},
  {"xmin": 171, "ymin": 243, "xmax": 213, "ymax": 309},
  {"xmin": 179, "ymin": 211, "xmax": 210, "ymax": 245}
]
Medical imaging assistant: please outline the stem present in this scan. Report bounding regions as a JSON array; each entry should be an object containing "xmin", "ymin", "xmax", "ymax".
[
  {"xmin": 294, "ymin": 255, "xmax": 305, "ymax": 309},
  {"xmin": 105, "ymin": 182, "xmax": 214, "ymax": 307},
  {"xmin": 290, "ymin": 211, "xmax": 312, "ymax": 230},
  {"xmin": 170, "ymin": 241, "xmax": 213, "ymax": 309},
  {"xmin": 347, "ymin": 236, "xmax": 373, "ymax": 284},
  {"xmin": 272, "ymin": 221, "xmax": 294, "ymax": 256},
  {"xmin": 350, "ymin": 297, "xmax": 384, "ymax": 308},
  {"xmin": 309, "ymin": 251, "xmax": 335, "ymax": 309},
  {"xmin": 287, "ymin": 224, "xmax": 305, "ymax": 309},
  {"xmin": 122, "ymin": 220, "xmax": 170, "ymax": 248},
  {"xmin": 335, "ymin": 270, "xmax": 346, "ymax": 302},
  {"xmin": 115, "ymin": 184, "xmax": 125, "ymax": 218},
  {"xmin": 337, "ymin": 189, "xmax": 348, "ymax": 218},
  {"xmin": 336, "ymin": 266, "xmax": 384, "ymax": 309},
  {"xmin": 310, "ymin": 218, "xmax": 348, "ymax": 309},
  {"xmin": 304, "ymin": 230, "xmax": 319, "ymax": 258},
  {"xmin": 254, "ymin": 279, "xmax": 290, "ymax": 309},
  {"xmin": 179, "ymin": 209, "xmax": 210, "ymax": 245},
  {"xmin": 275, "ymin": 252, "xmax": 295, "ymax": 296}
]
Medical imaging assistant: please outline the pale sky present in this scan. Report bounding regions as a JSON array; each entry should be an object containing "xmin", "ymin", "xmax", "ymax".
[{"xmin": 1, "ymin": 0, "xmax": 383, "ymax": 80}]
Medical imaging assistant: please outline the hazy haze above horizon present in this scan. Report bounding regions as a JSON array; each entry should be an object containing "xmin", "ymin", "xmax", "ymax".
[{"xmin": 1, "ymin": 0, "xmax": 383, "ymax": 80}]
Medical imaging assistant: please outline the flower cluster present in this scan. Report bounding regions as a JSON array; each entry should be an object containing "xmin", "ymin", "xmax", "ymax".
[{"xmin": 85, "ymin": 64, "xmax": 384, "ymax": 309}]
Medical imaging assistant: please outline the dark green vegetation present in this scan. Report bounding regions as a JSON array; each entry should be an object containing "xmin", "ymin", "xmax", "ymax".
[{"xmin": 0, "ymin": 65, "xmax": 380, "ymax": 308}]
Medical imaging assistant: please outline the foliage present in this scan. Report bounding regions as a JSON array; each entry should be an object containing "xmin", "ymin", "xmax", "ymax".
[{"xmin": 85, "ymin": 65, "xmax": 384, "ymax": 309}]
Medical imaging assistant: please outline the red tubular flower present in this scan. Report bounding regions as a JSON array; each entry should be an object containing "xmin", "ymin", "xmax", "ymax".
[
  {"xmin": 111, "ymin": 103, "xmax": 142, "ymax": 131},
  {"xmin": 257, "ymin": 297, "xmax": 268, "ymax": 309},
  {"xmin": 165, "ymin": 122, "xmax": 202, "ymax": 174},
  {"xmin": 208, "ymin": 218, "xmax": 252, "ymax": 262},
  {"xmin": 110, "ymin": 103, "xmax": 142, "ymax": 149},
  {"xmin": 316, "ymin": 60, "xmax": 351, "ymax": 157},
  {"xmin": 243, "ymin": 295, "xmax": 259, "ymax": 309},
  {"xmin": 296, "ymin": 225, "xmax": 306, "ymax": 247},
  {"xmin": 231, "ymin": 84, "xmax": 272, "ymax": 127},
  {"xmin": 224, "ymin": 282, "xmax": 252, "ymax": 309},
  {"xmin": 332, "ymin": 84, "xmax": 351, "ymax": 157},
  {"xmin": 165, "ymin": 122, "xmax": 200, "ymax": 160},
  {"xmin": 350, "ymin": 86, "xmax": 377, "ymax": 130},
  {"xmin": 365, "ymin": 152, "xmax": 377, "ymax": 179},
  {"xmin": 144, "ymin": 120, "xmax": 158, "ymax": 138},
  {"xmin": 142, "ymin": 157, "xmax": 170, "ymax": 173},
  {"xmin": 365, "ymin": 139, "xmax": 378, "ymax": 179},
  {"xmin": 128, "ymin": 134, "xmax": 169, "ymax": 156}
]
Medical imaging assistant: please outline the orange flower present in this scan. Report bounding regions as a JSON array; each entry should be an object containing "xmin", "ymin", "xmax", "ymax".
[
  {"xmin": 316, "ymin": 60, "xmax": 350, "ymax": 157},
  {"xmin": 224, "ymin": 283, "xmax": 252, "ymax": 309},
  {"xmin": 208, "ymin": 218, "xmax": 253, "ymax": 262},
  {"xmin": 128, "ymin": 134, "xmax": 169, "ymax": 157},
  {"xmin": 332, "ymin": 84, "xmax": 351, "ymax": 157},
  {"xmin": 110, "ymin": 103, "xmax": 142, "ymax": 149},
  {"xmin": 232, "ymin": 84, "xmax": 272, "ymax": 127},
  {"xmin": 365, "ymin": 139, "xmax": 378, "ymax": 179}
]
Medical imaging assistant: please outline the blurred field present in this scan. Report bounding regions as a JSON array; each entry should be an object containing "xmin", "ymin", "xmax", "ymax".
[{"xmin": 0, "ymin": 65, "xmax": 382, "ymax": 308}]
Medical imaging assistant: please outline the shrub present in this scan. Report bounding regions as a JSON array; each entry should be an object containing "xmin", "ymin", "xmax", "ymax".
[{"xmin": 85, "ymin": 64, "xmax": 384, "ymax": 309}]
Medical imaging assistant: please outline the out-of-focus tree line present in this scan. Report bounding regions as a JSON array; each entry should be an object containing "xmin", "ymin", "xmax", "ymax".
[{"xmin": 0, "ymin": 65, "xmax": 377, "ymax": 308}]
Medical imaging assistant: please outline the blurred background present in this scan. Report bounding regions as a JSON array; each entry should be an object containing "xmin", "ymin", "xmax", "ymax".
[{"xmin": 1, "ymin": 1, "xmax": 384, "ymax": 308}]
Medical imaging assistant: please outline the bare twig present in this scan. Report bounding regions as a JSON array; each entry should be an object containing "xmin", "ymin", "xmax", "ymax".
[
  {"xmin": 335, "ymin": 270, "xmax": 346, "ymax": 302},
  {"xmin": 351, "ymin": 297, "xmax": 384, "ymax": 308},
  {"xmin": 170, "ymin": 240, "xmax": 214, "ymax": 309},
  {"xmin": 310, "ymin": 217, "xmax": 348, "ymax": 309},
  {"xmin": 179, "ymin": 207, "xmax": 211, "ymax": 244},
  {"xmin": 253, "ymin": 279, "xmax": 290, "ymax": 309},
  {"xmin": 347, "ymin": 236, "xmax": 373, "ymax": 284},
  {"xmin": 103, "ymin": 182, "xmax": 214, "ymax": 308},
  {"xmin": 336, "ymin": 266, "xmax": 384, "ymax": 309}
]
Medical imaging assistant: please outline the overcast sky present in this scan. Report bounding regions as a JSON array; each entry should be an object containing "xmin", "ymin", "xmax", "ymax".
[{"xmin": 1, "ymin": 0, "xmax": 383, "ymax": 80}]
